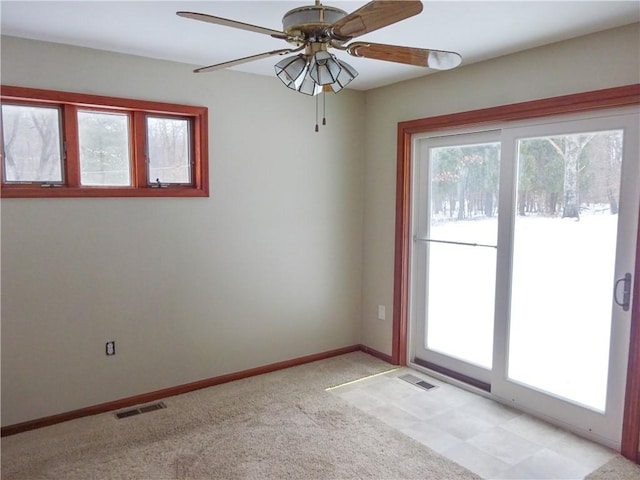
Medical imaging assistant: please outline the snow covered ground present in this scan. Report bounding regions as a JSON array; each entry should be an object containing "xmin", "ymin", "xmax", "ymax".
[{"xmin": 425, "ymin": 210, "xmax": 618, "ymax": 411}]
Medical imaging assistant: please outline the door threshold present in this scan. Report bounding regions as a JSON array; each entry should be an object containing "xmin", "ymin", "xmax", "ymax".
[{"xmin": 413, "ymin": 357, "xmax": 491, "ymax": 392}]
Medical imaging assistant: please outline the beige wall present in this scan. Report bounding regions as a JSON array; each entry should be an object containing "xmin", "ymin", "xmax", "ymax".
[
  {"xmin": 0, "ymin": 36, "xmax": 365, "ymax": 426},
  {"xmin": 360, "ymin": 23, "xmax": 640, "ymax": 355},
  {"xmin": 2, "ymin": 23, "xmax": 639, "ymax": 427}
]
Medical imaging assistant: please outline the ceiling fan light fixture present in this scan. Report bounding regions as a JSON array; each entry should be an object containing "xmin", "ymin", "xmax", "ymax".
[
  {"xmin": 329, "ymin": 58, "xmax": 358, "ymax": 93},
  {"xmin": 309, "ymin": 51, "xmax": 342, "ymax": 85},
  {"xmin": 274, "ymin": 51, "xmax": 359, "ymax": 95},
  {"xmin": 275, "ymin": 54, "xmax": 308, "ymax": 89},
  {"xmin": 297, "ymin": 71, "xmax": 323, "ymax": 96}
]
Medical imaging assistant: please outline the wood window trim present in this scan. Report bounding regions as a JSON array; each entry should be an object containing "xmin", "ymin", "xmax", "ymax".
[
  {"xmin": 0, "ymin": 85, "xmax": 209, "ymax": 198},
  {"xmin": 393, "ymin": 84, "xmax": 640, "ymax": 459}
]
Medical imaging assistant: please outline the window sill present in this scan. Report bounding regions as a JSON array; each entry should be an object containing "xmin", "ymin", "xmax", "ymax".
[{"xmin": 1, "ymin": 186, "xmax": 209, "ymax": 198}]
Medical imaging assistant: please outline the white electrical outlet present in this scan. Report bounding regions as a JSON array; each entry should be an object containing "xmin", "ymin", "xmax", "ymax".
[
  {"xmin": 377, "ymin": 305, "xmax": 386, "ymax": 320},
  {"xmin": 106, "ymin": 341, "xmax": 115, "ymax": 356}
]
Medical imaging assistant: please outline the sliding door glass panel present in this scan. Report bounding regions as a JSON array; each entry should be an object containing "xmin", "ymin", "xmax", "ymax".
[
  {"xmin": 508, "ymin": 130, "xmax": 623, "ymax": 411},
  {"xmin": 425, "ymin": 142, "xmax": 500, "ymax": 368},
  {"xmin": 427, "ymin": 243, "xmax": 497, "ymax": 367}
]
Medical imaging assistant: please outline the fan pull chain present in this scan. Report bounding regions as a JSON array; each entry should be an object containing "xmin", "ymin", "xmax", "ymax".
[
  {"xmin": 322, "ymin": 91, "xmax": 327, "ymax": 126},
  {"xmin": 315, "ymin": 94, "xmax": 319, "ymax": 132}
]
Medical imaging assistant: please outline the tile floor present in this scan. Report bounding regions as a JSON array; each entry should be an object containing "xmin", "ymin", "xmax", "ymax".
[{"xmin": 329, "ymin": 367, "xmax": 616, "ymax": 479}]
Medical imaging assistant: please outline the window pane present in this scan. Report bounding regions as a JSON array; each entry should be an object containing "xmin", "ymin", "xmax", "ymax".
[
  {"xmin": 1, "ymin": 104, "xmax": 63, "ymax": 183},
  {"xmin": 147, "ymin": 117, "xmax": 191, "ymax": 184},
  {"xmin": 509, "ymin": 130, "xmax": 623, "ymax": 411},
  {"xmin": 426, "ymin": 242, "xmax": 497, "ymax": 368},
  {"xmin": 428, "ymin": 143, "xmax": 501, "ymax": 245},
  {"xmin": 78, "ymin": 111, "xmax": 131, "ymax": 186},
  {"xmin": 425, "ymin": 142, "xmax": 500, "ymax": 369}
]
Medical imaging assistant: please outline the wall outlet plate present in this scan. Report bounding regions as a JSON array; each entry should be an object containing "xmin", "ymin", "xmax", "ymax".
[
  {"xmin": 106, "ymin": 341, "xmax": 115, "ymax": 356},
  {"xmin": 377, "ymin": 305, "xmax": 386, "ymax": 320}
]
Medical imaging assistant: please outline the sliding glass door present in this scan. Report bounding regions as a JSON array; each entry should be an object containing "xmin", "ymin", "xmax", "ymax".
[
  {"xmin": 412, "ymin": 131, "xmax": 500, "ymax": 385},
  {"xmin": 410, "ymin": 108, "xmax": 639, "ymax": 447},
  {"xmin": 491, "ymin": 112, "xmax": 639, "ymax": 446}
]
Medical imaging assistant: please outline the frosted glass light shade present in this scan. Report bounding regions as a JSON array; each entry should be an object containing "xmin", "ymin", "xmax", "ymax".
[
  {"xmin": 275, "ymin": 55, "xmax": 308, "ymax": 90},
  {"xmin": 297, "ymin": 73, "xmax": 323, "ymax": 96},
  {"xmin": 329, "ymin": 59, "xmax": 358, "ymax": 93},
  {"xmin": 274, "ymin": 52, "xmax": 358, "ymax": 96},
  {"xmin": 309, "ymin": 51, "xmax": 342, "ymax": 85}
]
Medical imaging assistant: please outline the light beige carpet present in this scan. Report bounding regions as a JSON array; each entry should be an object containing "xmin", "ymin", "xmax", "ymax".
[
  {"xmin": 2, "ymin": 352, "xmax": 481, "ymax": 479},
  {"xmin": 585, "ymin": 455, "xmax": 640, "ymax": 480}
]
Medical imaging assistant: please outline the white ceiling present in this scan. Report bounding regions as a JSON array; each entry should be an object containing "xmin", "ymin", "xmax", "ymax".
[{"xmin": 1, "ymin": 1, "xmax": 639, "ymax": 91}]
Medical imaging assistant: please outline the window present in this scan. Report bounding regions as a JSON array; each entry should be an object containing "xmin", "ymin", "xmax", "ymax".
[
  {"xmin": 0, "ymin": 86, "xmax": 208, "ymax": 197},
  {"xmin": 146, "ymin": 116, "xmax": 191, "ymax": 185},
  {"xmin": 78, "ymin": 110, "xmax": 131, "ymax": 187},
  {"xmin": 1, "ymin": 104, "xmax": 64, "ymax": 184}
]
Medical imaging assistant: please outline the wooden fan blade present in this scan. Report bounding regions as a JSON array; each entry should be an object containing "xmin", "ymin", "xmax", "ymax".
[
  {"xmin": 177, "ymin": 11, "xmax": 288, "ymax": 39},
  {"xmin": 346, "ymin": 42, "xmax": 462, "ymax": 70},
  {"xmin": 331, "ymin": 1, "xmax": 423, "ymax": 41},
  {"xmin": 194, "ymin": 49, "xmax": 297, "ymax": 73}
]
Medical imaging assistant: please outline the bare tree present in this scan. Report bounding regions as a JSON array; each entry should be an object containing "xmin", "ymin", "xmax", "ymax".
[
  {"xmin": 1, "ymin": 106, "xmax": 61, "ymax": 182},
  {"xmin": 30, "ymin": 111, "xmax": 59, "ymax": 180},
  {"xmin": 547, "ymin": 134, "xmax": 594, "ymax": 219},
  {"xmin": 1, "ymin": 108, "xmax": 22, "ymax": 178}
]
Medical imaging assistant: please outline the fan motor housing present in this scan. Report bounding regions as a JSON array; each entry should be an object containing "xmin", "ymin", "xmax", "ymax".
[{"xmin": 282, "ymin": 5, "xmax": 347, "ymax": 44}]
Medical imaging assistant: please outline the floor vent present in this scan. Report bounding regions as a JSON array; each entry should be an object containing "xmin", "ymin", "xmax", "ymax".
[
  {"xmin": 115, "ymin": 402, "xmax": 166, "ymax": 419},
  {"xmin": 399, "ymin": 374, "xmax": 437, "ymax": 391},
  {"xmin": 416, "ymin": 380, "xmax": 437, "ymax": 390}
]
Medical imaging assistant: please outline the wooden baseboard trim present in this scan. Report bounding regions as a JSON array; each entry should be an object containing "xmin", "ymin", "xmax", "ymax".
[
  {"xmin": 359, "ymin": 344, "xmax": 395, "ymax": 364},
  {"xmin": 1, "ymin": 344, "xmax": 361, "ymax": 437}
]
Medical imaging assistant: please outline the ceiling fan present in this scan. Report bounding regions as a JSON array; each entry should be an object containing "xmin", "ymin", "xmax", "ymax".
[{"xmin": 177, "ymin": 0, "xmax": 462, "ymax": 96}]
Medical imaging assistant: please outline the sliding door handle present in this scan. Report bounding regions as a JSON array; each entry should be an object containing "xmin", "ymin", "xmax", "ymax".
[{"xmin": 613, "ymin": 273, "xmax": 632, "ymax": 312}]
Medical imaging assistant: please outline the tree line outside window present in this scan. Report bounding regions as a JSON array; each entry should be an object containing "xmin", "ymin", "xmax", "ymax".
[{"xmin": 429, "ymin": 130, "xmax": 622, "ymax": 223}]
